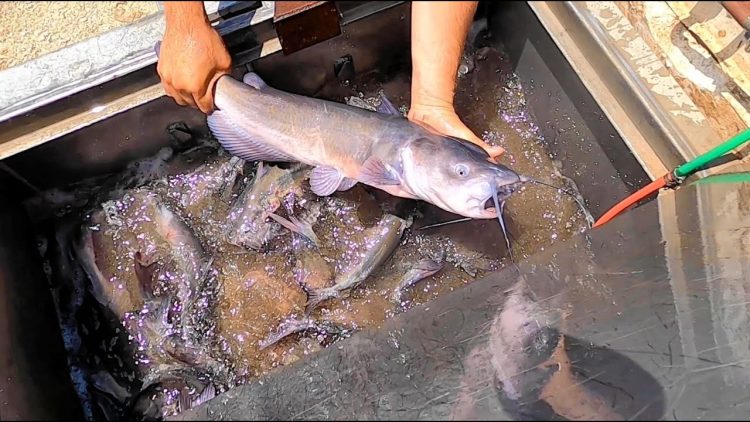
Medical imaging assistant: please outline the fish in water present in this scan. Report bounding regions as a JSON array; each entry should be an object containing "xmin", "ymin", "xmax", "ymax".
[
  {"xmin": 293, "ymin": 247, "xmax": 332, "ymax": 292},
  {"xmin": 154, "ymin": 151, "xmax": 245, "ymax": 252},
  {"xmin": 285, "ymin": 201, "xmax": 332, "ymax": 292},
  {"xmin": 225, "ymin": 162, "xmax": 310, "ymax": 251},
  {"xmin": 265, "ymin": 198, "xmax": 322, "ymax": 248},
  {"xmin": 75, "ymin": 189, "xmax": 217, "ymax": 369},
  {"xmin": 258, "ymin": 316, "xmax": 347, "ymax": 350},
  {"xmin": 126, "ymin": 368, "xmax": 216, "ymax": 419},
  {"xmin": 208, "ymin": 72, "xmax": 524, "ymax": 224},
  {"xmin": 389, "ymin": 258, "xmax": 445, "ymax": 304},
  {"xmin": 74, "ymin": 195, "xmax": 228, "ymax": 420},
  {"xmin": 156, "ymin": 152, "xmax": 245, "ymax": 216},
  {"xmin": 305, "ymin": 213, "xmax": 410, "ymax": 313}
]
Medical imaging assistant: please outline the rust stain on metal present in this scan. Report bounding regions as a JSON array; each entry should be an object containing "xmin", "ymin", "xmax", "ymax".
[
  {"xmin": 273, "ymin": 1, "xmax": 341, "ymax": 55},
  {"xmin": 722, "ymin": 1, "xmax": 750, "ymax": 31},
  {"xmin": 274, "ymin": 1, "xmax": 327, "ymax": 21}
]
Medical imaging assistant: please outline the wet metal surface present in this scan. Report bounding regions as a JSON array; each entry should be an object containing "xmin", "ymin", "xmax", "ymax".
[
  {"xmin": 175, "ymin": 177, "xmax": 750, "ymax": 421},
  {"xmin": 0, "ymin": 2, "xmax": 722, "ymax": 420}
]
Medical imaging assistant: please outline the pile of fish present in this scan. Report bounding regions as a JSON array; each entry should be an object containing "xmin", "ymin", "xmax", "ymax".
[
  {"xmin": 29, "ymin": 43, "xmax": 592, "ymax": 419},
  {"xmin": 30, "ymin": 129, "xmax": 499, "ymax": 419}
]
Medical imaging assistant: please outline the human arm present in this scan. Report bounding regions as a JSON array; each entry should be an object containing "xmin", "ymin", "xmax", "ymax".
[
  {"xmin": 157, "ymin": 1, "xmax": 232, "ymax": 114},
  {"xmin": 408, "ymin": 1, "xmax": 504, "ymax": 158}
]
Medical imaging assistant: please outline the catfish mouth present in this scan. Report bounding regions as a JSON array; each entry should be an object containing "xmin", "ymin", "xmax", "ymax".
[{"xmin": 483, "ymin": 183, "xmax": 519, "ymax": 210}]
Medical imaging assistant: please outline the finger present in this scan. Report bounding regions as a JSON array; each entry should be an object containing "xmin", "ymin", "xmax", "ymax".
[
  {"xmin": 162, "ymin": 83, "xmax": 188, "ymax": 106},
  {"xmin": 194, "ymin": 91, "xmax": 214, "ymax": 114},
  {"xmin": 206, "ymin": 71, "xmax": 229, "ymax": 111},
  {"xmin": 485, "ymin": 145, "xmax": 506, "ymax": 162},
  {"xmin": 196, "ymin": 72, "xmax": 226, "ymax": 114},
  {"xmin": 177, "ymin": 89, "xmax": 198, "ymax": 109}
]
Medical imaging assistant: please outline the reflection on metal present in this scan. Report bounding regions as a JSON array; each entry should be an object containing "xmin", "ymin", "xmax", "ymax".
[
  {"xmin": 657, "ymin": 160, "xmax": 750, "ymax": 400},
  {"xmin": 203, "ymin": 1, "xmax": 262, "ymax": 22},
  {"xmin": 696, "ymin": 161, "xmax": 750, "ymax": 386},
  {"xmin": 0, "ymin": 11, "xmax": 164, "ymax": 125},
  {"xmin": 529, "ymin": 1, "xmax": 681, "ymax": 179},
  {"xmin": 339, "ymin": 1, "xmax": 404, "ymax": 26},
  {"xmin": 0, "ymin": 84, "xmax": 164, "ymax": 161},
  {"xmin": 657, "ymin": 188, "xmax": 700, "ymax": 372}
]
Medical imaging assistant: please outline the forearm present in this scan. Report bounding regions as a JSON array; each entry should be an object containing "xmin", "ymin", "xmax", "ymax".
[
  {"xmin": 164, "ymin": 1, "xmax": 210, "ymax": 31},
  {"xmin": 411, "ymin": 1, "xmax": 478, "ymax": 108}
]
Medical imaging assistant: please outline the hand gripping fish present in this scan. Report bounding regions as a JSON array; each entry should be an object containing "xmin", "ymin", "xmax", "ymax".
[
  {"xmin": 153, "ymin": 42, "xmax": 587, "ymax": 257},
  {"xmin": 208, "ymin": 72, "xmax": 524, "ymax": 225}
]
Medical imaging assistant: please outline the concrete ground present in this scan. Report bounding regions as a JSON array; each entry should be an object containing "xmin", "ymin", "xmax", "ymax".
[{"xmin": 0, "ymin": 1, "xmax": 159, "ymax": 71}]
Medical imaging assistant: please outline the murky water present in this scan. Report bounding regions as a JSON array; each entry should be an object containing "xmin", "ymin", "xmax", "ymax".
[{"xmin": 27, "ymin": 43, "xmax": 588, "ymax": 420}]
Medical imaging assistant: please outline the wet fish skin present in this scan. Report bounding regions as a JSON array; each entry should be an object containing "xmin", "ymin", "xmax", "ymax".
[
  {"xmin": 76, "ymin": 212, "xmax": 144, "ymax": 319},
  {"xmin": 293, "ymin": 246, "xmax": 333, "ymax": 292},
  {"xmin": 305, "ymin": 213, "xmax": 410, "ymax": 314},
  {"xmin": 390, "ymin": 258, "xmax": 445, "ymax": 304},
  {"xmin": 209, "ymin": 73, "xmax": 523, "ymax": 221},
  {"xmin": 140, "ymin": 190, "xmax": 211, "ymax": 325},
  {"xmin": 225, "ymin": 162, "xmax": 310, "ymax": 251},
  {"xmin": 258, "ymin": 316, "xmax": 345, "ymax": 350},
  {"xmin": 75, "ymin": 190, "xmax": 217, "ymax": 369},
  {"xmin": 156, "ymin": 152, "xmax": 245, "ymax": 214}
]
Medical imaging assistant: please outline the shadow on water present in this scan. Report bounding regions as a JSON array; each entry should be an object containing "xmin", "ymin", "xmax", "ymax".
[{"xmin": 471, "ymin": 280, "xmax": 667, "ymax": 421}]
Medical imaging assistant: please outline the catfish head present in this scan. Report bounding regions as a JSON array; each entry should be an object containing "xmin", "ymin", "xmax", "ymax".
[{"xmin": 399, "ymin": 135, "xmax": 523, "ymax": 219}]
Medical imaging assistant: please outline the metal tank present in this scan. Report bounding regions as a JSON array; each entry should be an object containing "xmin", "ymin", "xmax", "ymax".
[{"xmin": 1, "ymin": 2, "xmax": 748, "ymax": 420}]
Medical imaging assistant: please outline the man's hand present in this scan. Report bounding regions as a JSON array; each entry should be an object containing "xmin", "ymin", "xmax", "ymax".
[
  {"xmin": 157, "ymin": 1, "xmax": 231, "ymax": 114},
  {"xmin": 408, "ymin": 102, "xmax": 505, "ymax": 159},
  {"xmin": 408, "ymin": 1, "xmax": 504, "ymax": 160}
]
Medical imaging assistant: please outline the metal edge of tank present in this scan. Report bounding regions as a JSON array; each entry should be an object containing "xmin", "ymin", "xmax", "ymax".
[
  {"xmin": 0, "ymin": 1, "xmax": 274, "ymax": 162},
  {"xmin": 0, "ymin": 1, "xmax": 404, "ymax": 164},
  {"xmin": 529, "ymin": 3, "xmax": 750, "ymax": 378},
  {"xmin": 0, "ymin": 1, "xmax": 267, "ymax": 124},
  {"xmin": 527, "ymin": 1, "xmax": 691, "ymax": 180},
  {"xmin": 0, "ymin": 201, "xmax": 86, "ymax": 420}
]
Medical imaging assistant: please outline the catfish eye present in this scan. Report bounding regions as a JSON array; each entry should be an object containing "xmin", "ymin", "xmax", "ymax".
[{"xmin": 455, "ymin": 164, "xmax": 470, "ymax": 177}]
